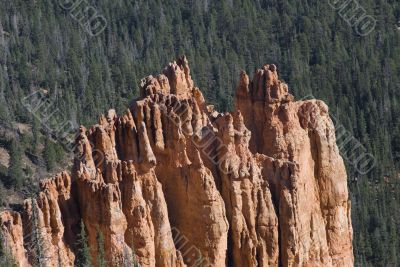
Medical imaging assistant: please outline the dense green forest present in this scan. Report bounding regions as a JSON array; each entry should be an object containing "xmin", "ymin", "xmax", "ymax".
[{"xmin": 0, "ymin": 0, "xmax": 400, "ymax": 265}]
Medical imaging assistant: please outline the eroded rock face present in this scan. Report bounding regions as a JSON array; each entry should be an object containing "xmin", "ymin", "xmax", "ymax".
[
  {"xmin": 0, "ymin": 211, "xmax": 29, "ymax": 266},
  {"xmin": 0, "ymin": 57, "xmax": 353, "ymax": 267},
  {"xmin": 236, "ymin": 67, "xmax": 353, "ymax": 266}
]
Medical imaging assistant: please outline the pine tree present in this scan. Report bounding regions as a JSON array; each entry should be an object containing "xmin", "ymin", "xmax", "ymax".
[
  {"xmin": 43, "ymin": 137, "xmax": 56, "ymax": 171},
  {"xmin": 29, "ymin": 198, "xmax": 46, "ymax": 267},
  {"xmin": 0, "ymin": 230, "xmax": 4, "ymax": 261},
  {"xmin": 76, "ymin": 220, "xmax": 92, "ymax": 267},
  {"xmin": 0, "ymin": 103, "xmax": 7, "ymax": 122},
  {"xmin": 96, "ymin": 230, "xmax": 106, "ymax": 267},
  {"xmin": 0, "ymin": 230, "xmax": 17, "ymax": 266},
  {"xmin": 31, "ymin": 118, "xmax": 41, "ymax": 155},
  {"xmin": 7, "ymin": 139, "xmax": 24, "ymax": 189},
  {"xmin": 132, "ymin": 246, "xmax": 140, "ymax": 267}
]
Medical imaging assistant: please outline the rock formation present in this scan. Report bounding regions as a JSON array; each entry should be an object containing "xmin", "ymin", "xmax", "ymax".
[{"xmin": 0, "ymin": 57, "xmax": 353, "ymax": 267}]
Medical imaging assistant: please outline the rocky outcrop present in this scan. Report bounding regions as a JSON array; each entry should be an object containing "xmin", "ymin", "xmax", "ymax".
[
  {"xmin": 0, "ymin": 57, "xmax": 353, "ymax": 267},
  {"xmin": 236, "ymin": 66, "xmax": 353, "ymax": 266},
  {"xmin": 0, "ymin": 211, "xmax": 29, "ymax": 266},
  {"xmin": 22, "ymin": 172, "xmax": 78, "ymax": 267}
]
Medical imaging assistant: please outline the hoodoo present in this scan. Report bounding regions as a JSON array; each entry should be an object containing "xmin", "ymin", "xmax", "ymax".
[{"xmin": 0, "ymin": 57, "xmax": 353, "ymax": 267}]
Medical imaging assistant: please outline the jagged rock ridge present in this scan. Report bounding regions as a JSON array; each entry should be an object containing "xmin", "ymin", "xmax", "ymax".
[{"xmin": 0, "ymin": 57, "xmax": 353, "ymax": 267}]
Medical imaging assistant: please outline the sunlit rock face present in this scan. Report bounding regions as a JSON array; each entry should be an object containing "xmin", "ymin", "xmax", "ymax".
[
  {"xmin": 236, "ymin": 66, "xmax": 353, "ymax": 266},
  {"xmin": 0, "ymin": 57, "xmax": 353, "ymax": 267}
]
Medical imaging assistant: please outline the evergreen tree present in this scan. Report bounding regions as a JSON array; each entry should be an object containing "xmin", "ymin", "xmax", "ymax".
[
  {"xmin": 0, "ymin": 230, "xmax": 17, "ymax": 267},
  {"xmin": 132, "ymin": 247, "xmax": 140, "ymax": 267},
  {"xmin": 43, "ymin": 137, "xmax": 56, "ymax": 171},
  {"xmin": 0, "ymin": 230, "xmax": 4, "ymax": 259},
  {"xmin": 96, "ymin": 230, "xmax": 106, "ymax": 267},
  {"xmin": 29, "ymin": 198, "xmax": 46, "ymax": 267},
  {"xmin": 7, "ymin": 139, "xmax": 24, "ymax": 189},
  {"xmin": 0, "ymin": 104, "xmax": 7, "ymax": 123},
  {"xmin": 31, "ymin": 118, "xmax": 41, "ymax": 155},
  {"xmin": 76, "ymin": 220, "xmax": 92, "ymax": 267}
]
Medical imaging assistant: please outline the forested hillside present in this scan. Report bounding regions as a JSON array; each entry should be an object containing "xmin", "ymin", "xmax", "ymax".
[{"xmin": 0, "ymin": 0, "xmax": 399, "ymax": 266}]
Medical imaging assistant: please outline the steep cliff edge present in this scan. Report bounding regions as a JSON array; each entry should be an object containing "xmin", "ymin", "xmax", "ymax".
[{"xmin": 0, "ymin": 57, "xmax": 353, "ymax": 267}]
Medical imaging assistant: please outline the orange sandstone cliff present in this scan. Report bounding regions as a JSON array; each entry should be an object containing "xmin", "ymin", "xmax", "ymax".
[{"xmin": 0, "ymin": 57, "xmax": 353, "ymax": 267}]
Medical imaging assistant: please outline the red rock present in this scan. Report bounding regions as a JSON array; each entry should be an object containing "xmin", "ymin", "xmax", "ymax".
[{"xmin": 0, "ymin": 57, "xmax": 353, "ymax": 267}]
